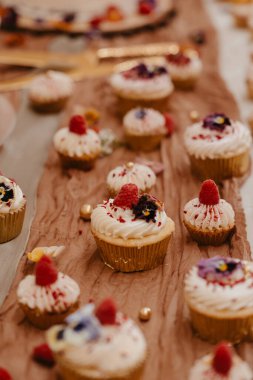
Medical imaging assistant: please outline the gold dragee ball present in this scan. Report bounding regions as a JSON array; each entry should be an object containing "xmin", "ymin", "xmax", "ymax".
[
  {"xmin": 189, "ymin": 110, "xmax": 200, "ymax": 122},
  {"xmin": 126, "ymin": 162, "xmax": 134, "ymax": 169},
  {"xmin": 80, "ymin": 204, "xmax": 93, "ymax": 221},
  {"xmin": 139, "ymin": 307, "xmax": 152, "ymax": 322}
]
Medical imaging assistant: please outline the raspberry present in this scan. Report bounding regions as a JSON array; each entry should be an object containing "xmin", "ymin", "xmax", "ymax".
[
  {"xmin": 113, "ymin": 183, "xmax": 139, "ymax": 209},
  {"xmin": 90, "ymin": 16, "xmax": 104, "ymax": 29},
  {"xmin": 69, "ymin": 115, "xmax": 87, "ymax": 135},
  {"xmin": 164, "ymin": 113, "xmax": 175, "ymax": 136},
  {"xmin": 199, "ymin": 179, "xmax": 220, "ymax": 205},
  {"xmin": 33, "ymin": 343, "xmax": 55, "ymax": 367},
  {"xmin": 212, "ymin": 343, "xmax": 232, "ymax": 375},
  {"xmin": 35, "ymin": 255, "xmax": 58, "ymax": 286},
  {"xmin": 0, "ymin": 368, "xmax": 12, "ymax": 380},
  {"xmin": 139, "ymin": 2, "xmax": 153, "ymax": 14},
  {"xmin": 95, "ymin": 298, "xmax": 117, "ymax": 325}
]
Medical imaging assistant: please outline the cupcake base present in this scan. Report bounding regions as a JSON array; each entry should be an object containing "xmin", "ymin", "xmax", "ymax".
[
  {"xmin": 189, "ymin": 150, "xmax": 250, "ymax": 182},
  {"xmin": 0, "ymin": 202, "xmax": 26, "ymax": 244},
  {"xmin": 172, "ymin": 77, "xmax": 197, "ymax": 90},
  {"xmin": 187, "ymin": 303, "xmax": 253, "ymax": 344},
  {"xmin": 117, "ymin": 95, "xmax": 169, "ymax": 115},
  {"xmin": 58, "ymin": 153, "xmax": 96, "ymax": 171},
  {"xmin": 107, "ymin": 186, "xmax": 152, "ymax": 198},
  {"xmin": 183, "ymin": 221, "xmax": 235, "ymax": 246},
  {"xmin": 91, "ymin": 218, "xmax": 174, "ymax": 272},
  {"xmin": 30, "ymin": 96, "xmax": 69, "ymax": 113},
  {"xmin": 125, "ymin": 133, "xmax": 165, "ymax": 152},
  {"xmin": 20, "ymin": 301, "xmax": 79, "ymax": 329}
]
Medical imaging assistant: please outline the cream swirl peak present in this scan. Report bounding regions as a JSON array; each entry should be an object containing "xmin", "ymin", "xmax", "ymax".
[
  {"xmin": 0, "ymin": 174, "xmax": 25, "ymax": 213},
  {"xmin": 184, "ymin": 113, "xmax": 252, "ymax": 159},
  {"xmin": 91, "ymin": 183, "xmax": 168, "ymax": 239}
]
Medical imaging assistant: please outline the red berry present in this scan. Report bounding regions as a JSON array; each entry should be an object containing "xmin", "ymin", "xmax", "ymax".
[
  {"xmin": 199, "ymin": 179, "xmax": 220, "ymax": 205},
  {"xmin": 0, "ymin": 368, "xmax": 12, "ymax": 380},
  {"xmin": 95, "ymin": 298, "xmax": 117, "ymax": 325},
  {"xmin": 33, "ymin": 343, "xmax": 55, "ymax": 367},
  {"xmin": 35, "ymin": 256, "xmax": 58, "ymax": 287},
  {"xmin": 90, "ymin": 16, "xmax": 104, "ymax": 29},
  {"xmin": 113, "ymin": 183, "xmax": 139, "ymax": 209},
  {"xmin": 164, "ymin": 113, "xmax": 175, "ymax": 136},
  {"xmin": 69, "ymin": 115, "xmax": 87, "ymax": 135},
  {"xmin": 139, "ymin": 2, "xmax": 153, "ymax": 14},
  {"xmin": 212, "ymin": 342, "xmax": 232, "ymax": 375}
]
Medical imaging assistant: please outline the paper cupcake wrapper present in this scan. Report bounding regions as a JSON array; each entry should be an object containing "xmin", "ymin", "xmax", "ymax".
[
  {"xmin": 30, "ymin": 96, "xmax": 69, "ymax": 113},
  {"xmin": 188, "ymin": 305, "xmax": 253, "ymax": 344},
  {"xmin": 117, "ymin": 95, "xmax": 169, "ymax": 115},
  {"xmin": 172, "ymin": 77, "xmax": 197, "ymax": 90},
  {"xmin": 125, "ymin": 133, "xmax": 164, "ymax": 152},
  {"xmin": 0, "ymin": 203, "xmax": 26, "ymax": 244},
  {"xmin": 58, "ymin": 153, "xmax": 96, "ymax": 171},
  {"xmin": 20, "ymin": 302, "xmax": 79, "ymax": 330},
  {"xmin": 184, "ymin": 221, "xmax": 234, "ymax": 246},
  {"xmin": 189, "ymin": 150, "xmax": 250, "ymax": 182},
  {"xmin": 94, "ymin": 234, "xmax": 172, "ymax": 272},
  {"xmin": 56, "ymin": 353, "xmax": 145, "ymax": 380},
  {"xmin": 107, "ymin": 186, "xmax": 152, "ymax": 198}
]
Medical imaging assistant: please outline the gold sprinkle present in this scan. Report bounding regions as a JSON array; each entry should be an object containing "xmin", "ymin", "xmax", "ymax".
[
  {"xmin": 126, "ymin": 162, "xmax": 134, "ymax": 169},
  {"xmin": 189, "ymin": 110, "xmax": 200, "ymax": 122},
  {"xmin": 139, "ymin": 307, "xmax": 152, "ymax": 322},
  {"xmin": 80, "ymin": 204, "xmax": 93, "ymax": 221}
]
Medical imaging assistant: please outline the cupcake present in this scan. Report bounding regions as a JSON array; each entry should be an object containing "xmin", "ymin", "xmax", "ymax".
[
  {"xmin": 183, "ymin": 180, "xmax": 235, "ymax": 246},
  {"xmin": 47, "ymin": 298, "xmax": 147, "ymax": 380},
  {"xmin": 28, "ymin": 70, "xmax": 73, "ymax": 113},
  {"xmin": 123, "ymin": 107, "xmax": 169, "ymax": 151},
  {"xmin": 189, "ymin": 342, "xmax": 253, "ymax": 380},
  {"xmin": 184, "ymin": 256, "xmax": 253, "ymax": 343},
  {"xmin": 91, "ymin": 183, "xmax": 175, "ymax": 272},
  {"xmin": 0, "ymin": 174, "xmax": 26, "ymax": 244},
  {"xmin": 17, "ymin": 256, "xmax": 80, "ymax": 329},
  {"xmin": 107, "ymin": 162, "xmax": 156, "ymax": 197},
  {"xmin": 110, "ymin": 62, "xmax": 174, "ymax": 114},
  {"xmin": 165, "ymin": 50, "xmax": 202, "ymax": 89},
  {"xmin": 184, "ymin": 113, "xmax": 252, "ymax": 181},
  {"xmin": 54, "ymin": 115, "xmax": 101, "ymax": 170}
]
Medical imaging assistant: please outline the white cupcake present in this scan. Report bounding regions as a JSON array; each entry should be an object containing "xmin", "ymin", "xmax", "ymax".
[
  {"xmin": 107, "ymin": 162, "xmax": 156, "ymax": 196},
  {"xmin": 28, "ymin": 70, "xmax": 73, "ymax": 113}
]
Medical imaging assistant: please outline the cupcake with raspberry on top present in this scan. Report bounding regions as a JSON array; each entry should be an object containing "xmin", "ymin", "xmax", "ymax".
[
  {"xmin": 189, "ymin": 342, "xmax": 253, "ymax": 379},
  {"xmin": 53, "ymin": 114, "xmax": 101, "ymax": 170},
  {"xmin": 17, "ymin": 255, "xmax": 80, "ymax": 329},
  {"xmin": 166, "ymin": 49, "xmax": 202, "ymax": 89},
  {"xmin": 91, "ymin": 183, "xmax": 175, "ymax": 272},
  {"xmin": 183, "ymin": 180, "xmax": 235, "ymax": 246}
]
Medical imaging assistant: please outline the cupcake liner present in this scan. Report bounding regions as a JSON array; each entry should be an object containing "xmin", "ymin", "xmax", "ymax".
[
  {"xmin": 58, "ymin": 153, "xmax": 96, "ymax": 171},
  {"xmin": 20, "ymin": 301, "xmax": 79, "ymax": 330},
  {"xmin": 107, "ymin": 186, "xmax": 152, "ymax": 198},
  {"xmin": 125, "ymin": 133, "xmax": 164, "ymax": 152},
  {"xmin": 117, "ymin": 95, "xmax": 169, "ymax": 115},
  {"xmin": 183, "ymin": 221, "xmax": 235, "ymax": 246},
  {"xmin": 93, "ymin": 233, "xmax": 172, "ymax": 272},
  {"xmin": 0, "ymin": 203, "xmax": 26, "ymax": 244},
  {"xmin": 188, "ymin": 305, "xmax": 253, "ymax": 344},
  {"xmin": 172, "ymin": 77, "xmax": 197, "ymax": 90},
  {"xmin": 56, "ymin": 354, "xmax": 145, "ymax": 380},
  {"xmin": 30, "ymin": 96, "xmax": 69, "ymax": 113},
  {"xmin": 189, "ymin": 150, "xmax": 250, "ymax": 182}
]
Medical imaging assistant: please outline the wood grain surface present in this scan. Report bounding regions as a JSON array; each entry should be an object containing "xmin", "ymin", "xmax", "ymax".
[{"xmin": 0, "ymin": 0, "xmax": 252, "ymax": 379}]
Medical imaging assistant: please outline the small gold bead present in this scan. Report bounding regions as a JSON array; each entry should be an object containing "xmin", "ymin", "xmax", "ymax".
[
  {"xmin": 189, "ymin": 110, "xmax": 200, "ymax": 122},
  {"xmin": 139, "ymin": 307, "xmax": 152, "ymax": 322},
  {"xmin": 80, "ymin": 204, "xmax": 93, "ymax": 221},
  {"xmin": 126, "ymin": 162, "xmax": 134, "ymax": 169}
]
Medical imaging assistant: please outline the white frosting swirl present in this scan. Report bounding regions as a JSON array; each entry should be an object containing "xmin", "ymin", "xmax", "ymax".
[
  {"xmin": 54, "ymin": 128, "xmax": 101, "ymax": 158},
  {"xmin": 0, "ymin": 175, "xmax": 25, "ymax": 214},
  {"xmin": 52, "ymin": 317, "xmax": 146, "ymax": 378},
  {"xmin": 107, "ymin": 164, "xmax": 156, "ymax": 193},
  {"xmin": 110, "ymin": 69, "xmax": 174, "ymax": 100},
  {"xmin": 185, "ymin": 262, "xmax": 253, "ymax": 312},
  {"xmin": 189, "ymin": 353, "xmax": 253, "ymax": 380},
  {"xmin": 184, "ymin": 120, "xmax": 252, "ymax": 159},
  {"xmin": 17, "ymin": 273, "xmax": 80, "ymax": 313},
  {"xmin": 28, "ymin": 71, "xmax": 73, "ymax": 102},
  {"xmin": 183, "ymin": 198, "xmax": 235, "ymax": 231},
  {"xmin": 167, "ymin": 55, "xmax": 202, "ymax": 81},
  {"xmin": 91, "ymin": 199, "xmax": 168, "ymax": 239},
  {"xmin": 123, "ymin": 108, "xmax": 167, "ymax": 136}
]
